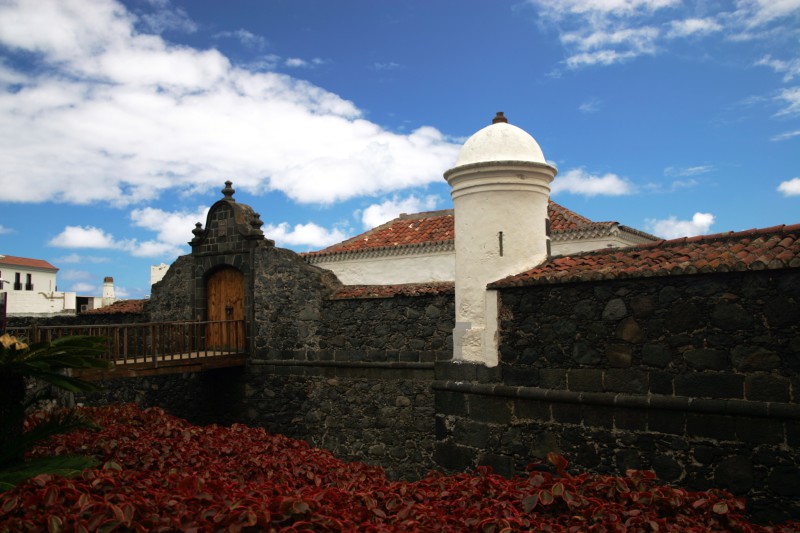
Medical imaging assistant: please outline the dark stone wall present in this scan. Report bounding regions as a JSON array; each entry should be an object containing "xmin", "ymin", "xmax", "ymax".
[
  {"xmin": 317, "ymin": 295, "xmax": 453, "ymax": 356},
  {"xmin": 77, "ymin": 367, "xmax": 246, "ymax": 427},
  {"xmin": 7, "ymin": 313, "xmax": 148, "ymax": 329},
  {"xmin": 250, "ymin": 245, "xmax": 341, "ymax": 355},
  {"xmin": 240, "ymin": 361, "xmax": 436, "ymax": 479},
  {"xmin": 147, "ymin": 254, "xmax": 194, "ymax": 322},
  {"xmin": 243, "ymin": 266, "xmax": 452, "ymax": 479},
  {"xmin": 497, "ymin": 270, "xmax": 800, "ymax": 394},
  {"xmin": 434, "ymin": 269, "xmax": 800, "ymax": 524}
]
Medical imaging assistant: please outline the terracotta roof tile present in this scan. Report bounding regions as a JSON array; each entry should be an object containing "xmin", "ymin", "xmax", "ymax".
[
  {"xmin": 306, "ymin": 202, "xmax": 651, "ymax": 257},
  {"xmin": 310, "ymin": 210, "xmax": 455, "ymax": 255},
  {"xmin": 330, "ymin": 282, "xmax": 454, "ymax": 300},
  {"xmin": 490, "ymin": 224, "xmax": 800, "ymax": 288},
  {"xmin": 82, "ymin": 299, "xmax": 146, "ymax": 315},
  {"xmin": 0, "ymin": 254, "xmax": 58, "ymax": 271}
]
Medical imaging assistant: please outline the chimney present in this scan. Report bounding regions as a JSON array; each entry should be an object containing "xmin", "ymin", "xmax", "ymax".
[{"xmin": 102, "ymin": 276, "xmax": 116, "ymax": 306}]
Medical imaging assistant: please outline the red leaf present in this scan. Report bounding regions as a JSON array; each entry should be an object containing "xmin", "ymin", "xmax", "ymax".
[
  {"xmin": 1, "ymin": 495, "xmax": 18, "ymax": 513},
  {"xmin": 547, "ymin": 453, "xmax": 568, "ymax": 473},
  {"xmin": 43, "ymin": 486, "xmax": 59, "ymax": 506},
  {"xmin": 521, "ymin": 494, "xmax": 539, "ymax": 513},
  {"xmin": 47, "ymin": 515, "xmax": 62, "ymax": 533},
  {"xmin": 712, "ymin": 502, "xmax": 729, "ymax": 515},
  {"xmin": 102, "ymin": 460, "xmax": 122, "ymax": 471}
]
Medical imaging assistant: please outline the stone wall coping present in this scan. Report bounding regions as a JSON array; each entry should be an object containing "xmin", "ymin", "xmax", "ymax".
[
  {"xmin": 432, "ymin": 381, "xmax": 800, "ymax": 420},
  {"xmin": 251, "ymin": 359, "xmax": 434, "ymax": 371}
]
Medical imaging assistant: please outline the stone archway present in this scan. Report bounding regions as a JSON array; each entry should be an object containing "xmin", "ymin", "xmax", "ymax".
[{"xmin": 206, "ymin": 266, "xmax": 245, "ymax": 351}]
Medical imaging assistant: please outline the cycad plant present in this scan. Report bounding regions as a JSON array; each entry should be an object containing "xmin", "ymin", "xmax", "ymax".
[{"xmin": 0, "ymin": 333, "xmax": 111, "ymax": 486}]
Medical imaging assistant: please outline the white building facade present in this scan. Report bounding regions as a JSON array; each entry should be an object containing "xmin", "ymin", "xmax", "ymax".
[{"xmin": 0, "ymin": 254, "xmax": 76, "ymax": 316}]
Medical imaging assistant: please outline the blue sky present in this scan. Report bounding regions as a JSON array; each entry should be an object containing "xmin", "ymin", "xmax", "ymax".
[{"xmin": 0, "ymin": 0, "xmax": 798, "ymax": 299}]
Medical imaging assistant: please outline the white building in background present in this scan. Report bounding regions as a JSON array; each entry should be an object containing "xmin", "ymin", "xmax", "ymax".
[
  {"xmin": 151, "ymin": 263, "xmax": 170, "ymax": 286},
  {"xmin": 304, "ymin": 115, "xmax": 656, "ymax": 287},
  {"xmin": 0, "ymin": 254, "xmax": 76, "ymax": 316},
  {"xmin": 0, "ymin": 254, "xmax": 120, "ymax": 316}
]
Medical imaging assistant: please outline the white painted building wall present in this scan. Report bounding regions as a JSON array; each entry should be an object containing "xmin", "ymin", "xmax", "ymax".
[
  {"xmin": 311, "ymin": 251, "xmax": 455, "ymax": 285},
  {"xmin": 0, "ymin": 262, "xmax": 78, "ymax": 316},
  {"xmin": 151, "ymin": 263, "xmax": 170, "ymax": 286},
  {"xmin": 309, "ymin": 237, "xmax": 646, "ymax": 286},
  {"xmin": 0, "ymin": 265, "xmax": 57, "ymax": 293},
  {"xmin": 5, "ymin": 290, "xmax": 77, "ymax": 316}
]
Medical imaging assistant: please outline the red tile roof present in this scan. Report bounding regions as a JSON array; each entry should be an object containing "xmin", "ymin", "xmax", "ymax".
[
  {"xmin": 0, "ymin": 254, "xmax": 58, "ymax": 271},
  {"xmin": 311, "ymin": 210, "xmax": 455, "ymax": 255},
  {"xmin": 490, "ymin": 224, "xmax": 800, "ymax": 288},
  {"xmin": 548, "ymin": 201, "xmax": 600, "ymax": 230},
  {"xmin": 307, "ymin": 202, "xmax": 645, "ymax": 257},
  {"xmin": 82, "ymin": 299, "xmax": 146, "ymax": 315},
  {"xmin": 330, "ymin": 282, "xmax": 454, "ymax": 300}
]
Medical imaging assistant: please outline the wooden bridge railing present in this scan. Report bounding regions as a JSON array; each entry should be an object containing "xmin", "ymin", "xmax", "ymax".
[{"xmin": 6, "ymin": 320, "xmax": 246, "ymax": 368}]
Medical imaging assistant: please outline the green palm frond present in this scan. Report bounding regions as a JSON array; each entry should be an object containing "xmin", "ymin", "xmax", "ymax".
[
  {"xmin": 0, "ymin": 408, "xmax": 99, "ymax": 467},
  {"xmin": 1, "ymin": 334, "xmax": 112, "ymax": 471}
]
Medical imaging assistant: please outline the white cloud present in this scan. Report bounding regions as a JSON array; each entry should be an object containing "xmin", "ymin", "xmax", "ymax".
[
  {"xmin": 0, "ymin": 225, "xmax": 12, "ymax": 234},
  {"xmin": 578, "ymin": 98, "xmax": 601, "ymax": 113},
  {"xmin": 49, "ymin": 226, "xmax": 120, "ymax": 249},
  {"xmin": 48, "ymin": 222, "xmax": 185, "ymax": 259},
  {"xmin": 115, "ymin": 285, "xmax": 131, "ymax": 298},
  {"xmin": 775, "ymin": 87, "xmax": 800, "ymax": 116},
  {"xmin": 59, "ymin": 269, "xmax": 93, "ymax": 281},
  {"xmin": 756, "ymin": 55, "xmax": 800, "ymax": 82},
  {"xmin": 137, "ymin": 2, "xmax": 197, "ymax": 35},
  {"xmin": 0, "ymin": 0, "xmax": 459, "ymax": 207},
  {"xmin": 360, "ymin": 194, "xmax": 440, "ymax": 229},
  {"xmin": 778, "ymin": 177, "xmax": 800, "ymax": 196},
  {"xmin": 372, "ymin": 62, "xmax": 403, "ymax": 71},
  {"xmin": 262, "ymin": 222, "xmax": 349, "ymax": 249},
  {"xmin": 664, "ymin": 165, "xmax": 714, "ymax": 177},
  {"xmin": 668, "ymin": 179, "xmax": 699, "ymax": 191},
  {"xmin": 772, "ymin": 129, "xmax": 800, "ymax": 141},
  {"xmin": 54, "ymin": 253, "xmax": 111, "ymax": 264},
  {"xmin": 284, "ymin": 57, "xmax": 326, "ymax": 68},
  {"xmin": 71, "ymin": 282, "xmax": 97, "ymax": 293},
  {"xmin": 551, "ymin": 168, "xmax": 633, "ymax": 196},
  {"xmin": 130, "ymin": 206, "xmax": 209, "ymax": 246},
  {"xmin": 742, "ymin": 0, "xmax": 800, "ymax": 26},
  {"xmin": 215, "ymin": 29, "xmax": 268, "ymax": 50},
  {"xmin": 666, "ymin": 18, "xmax": 722, "ymax": 38},
  {"xmin": 566, "ymin": 50, "xmax": 639, "ymax": 68},
  {"xmin": 531, "ymin": 0, "xmax": 679, "ymax": 18},
  {"xmin": 646, "ymin": 212, "xmax": 715, "ymax": 239},
  {"xmin": 129, "ymin": 240, "xmax": 184, "ymax": 258},
  {"xmin": 528, "ymin": 0, "xmax": 800, "ymax": 71}
]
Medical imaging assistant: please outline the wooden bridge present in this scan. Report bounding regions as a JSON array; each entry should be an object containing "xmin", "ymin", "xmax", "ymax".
[{"xmin": 8, "ymin": 320, "xmax": 248, "ymax": 380}]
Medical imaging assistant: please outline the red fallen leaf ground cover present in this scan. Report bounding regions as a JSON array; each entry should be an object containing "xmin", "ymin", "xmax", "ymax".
[{"xmin": 0, "ymin": 404, "xmax": 797, "ymax": 532}]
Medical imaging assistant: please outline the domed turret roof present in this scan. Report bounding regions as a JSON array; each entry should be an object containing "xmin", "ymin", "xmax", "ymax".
[{"xmin": 454, "ymin": 112, "xmax": 548, "ymax": 167}]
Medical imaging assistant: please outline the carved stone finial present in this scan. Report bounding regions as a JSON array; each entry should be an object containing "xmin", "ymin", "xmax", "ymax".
[
  {"xmin": 251, "ymin": 213, "xmax": 264, "ymax": 230},
  {"xmin": 492, "ymin": 112, "xmax": 508, "ymax": 124},
  {"xmin": 192, "ymin": 222, "xmax": 203, "ymax": 238},
  {"xmin": 222, "ymin": 181, "xmax": 235, "ymax": 200}
]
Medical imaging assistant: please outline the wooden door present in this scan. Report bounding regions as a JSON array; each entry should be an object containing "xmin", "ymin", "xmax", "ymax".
[{"xmin": 206, "ymin": 267, "xmax": 245, "ymax": 351}]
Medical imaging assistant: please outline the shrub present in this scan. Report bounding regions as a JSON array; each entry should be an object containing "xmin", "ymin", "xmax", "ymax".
[{"xmin": 0, "ymin": 404, "xmax": 796, "ymax": 532}]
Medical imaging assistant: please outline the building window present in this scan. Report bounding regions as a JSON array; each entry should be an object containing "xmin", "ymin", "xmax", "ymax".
[
  {"xmin": 25, "ymin": 273, "xmax": 33, "ymax": 291},
  {"xmin": 14, "ymin": 272, "xmax": 21, "ymax": 291}
]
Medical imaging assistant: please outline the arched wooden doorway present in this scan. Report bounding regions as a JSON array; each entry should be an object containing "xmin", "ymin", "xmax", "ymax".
[{"xmin": 206, "ymin": 266, "xmax": 245, "ymax": 351}]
